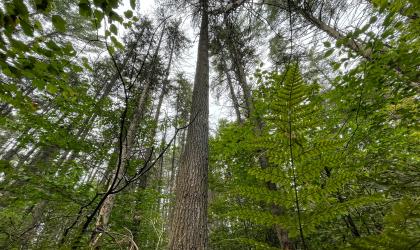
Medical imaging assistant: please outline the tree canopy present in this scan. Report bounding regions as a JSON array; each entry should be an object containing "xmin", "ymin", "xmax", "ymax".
[{"xmin": 0, "ymin": 0, "xmax": 419, "ymax": 249}]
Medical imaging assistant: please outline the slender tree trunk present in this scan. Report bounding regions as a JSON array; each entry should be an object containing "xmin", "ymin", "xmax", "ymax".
[
  {"xmin": 89, "ymin": 26, "xmax": 166, "ymax": 247},
  {"xmin": 168, "ymin": 1, "xmax": 209, "ymax": 248},
  {"xmin": 223, "ymin": 61, "xmax": 242, "ymax": 123},
  {"xmin": 157, "ymin": 124, "xmax": 167, "ymax": 206},
  {"xmin": 165, "ymin": 102, "xmax": 179, "ymax": 233},
  {"xmin": 130, "ymin": 61, "xmax": 172, "ymax": 242},
  {"xmin": 56, "ymin": 34, "xmax": 145, "ymax": 167},
  {"xmin": 89, "ymin": 79, "xmax": 153, "ymax": 247},
  {"xmin": 290, "ymin": 1, "xmax": 372, "ymax": 59},
  {"xmin": 227, "ymin": 40, "xmax": 253, "ymax": 117}
]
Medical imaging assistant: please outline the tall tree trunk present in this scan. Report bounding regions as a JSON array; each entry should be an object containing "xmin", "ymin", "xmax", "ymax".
[
  {"xmin": 157, "ymin": 123, "xmax": 167, "ymax": 206},
  {"xmin": 165, "ymin": 101, "xmax": 179, "ymax": 233},
  {"xmin": 130, "ymin": 58, "xmax": 173, "ymax": 242},
  {"xmin": 89, "ymin": 26, "xmax": 166, "ymax": 247},
  {"xmin": 168, "ymin": 1, "xmax": 209, "ymax": 249},
  {"xmin": 227, "ymin": 40, "xmax": 253, "ymax": 117},
  {"xmin": 89, "ymin": 78, "xmax": 153, "ymax": 248},
  {"xmin": 56, "ymin": 32, "xmax": 146, "ymax": 167},
  {"xmin": 222, "ymin": 60, "xmax": 242, "ymax": 123}
]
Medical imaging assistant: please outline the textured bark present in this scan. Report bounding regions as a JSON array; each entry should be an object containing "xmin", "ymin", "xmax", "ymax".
[
  {"xmin": 227, "ymin": 36, "xmax": 253, "ymax": 118},
  {"xmin": 226, "ymin": 70, "xmax": 242, "ymax": 123},
  {"xmin": 220, "ymin": 55, "xmax": 242, "ymax": 124},
  {"xmin": 168, "ymin": 1, "xmax": 209, "ymax": 249}
]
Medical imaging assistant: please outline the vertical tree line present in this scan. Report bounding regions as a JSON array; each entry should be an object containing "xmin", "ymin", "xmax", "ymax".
[{"xmin": 1, "ymin": 0, "xmax": 419, "ymax": 249}]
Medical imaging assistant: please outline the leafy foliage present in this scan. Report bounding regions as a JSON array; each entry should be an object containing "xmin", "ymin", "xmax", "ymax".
[{"xmin": 0, "ymin": 0, "xmax": 419, "ymax": 249}]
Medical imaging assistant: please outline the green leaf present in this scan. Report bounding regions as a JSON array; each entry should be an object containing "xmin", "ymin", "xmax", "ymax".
[
  {"xmin": 13, "ymin": 0, "xmax": 29, "ymax": 17},
  {"xmin": 110, "ymin": 24, "xmax": 117, "ymax": 35},
  {"xmin": 353, "ymin": 28, "xmax": 363, "ymax": 37},
  {"xmin": 324, "ymin": 49, "xmax": 334, "ymax": 58},
  {"xmin": 111, "ymin": 36, "xmax": 124, "ymax": 50},
  {"xmin": 63, "ymin": 42, "xmax": 75, "ymax": 56},
  {"xmin": 79, "ymin": 1, "xmax": 92, "ymax": 17},
  {"xmin": 94, "ymin": 9, "xmax": 104, "ymax": 22},
  {"xmin": 33, "ymin": 79, "xmax": 45, "ymax": 89},
  {"xmin": 331, "ymin": 62, "xmax": 341, "ymax": 71},
  {"xmin": 46, "ymin": 84, "xmax": 58, "ymax": 94},
  {"xmin": 123, "ymin": 21, "xmax": 133, "ymax": 29},
  {"xmin": 107, "ymin": 45, "xmax": 115, "ymax": 54},
  {"xmin": 46, "ymin": 40, "xmax": 61, "ymax": 52},
  {"xmin": 93, "ymin": 0, "xmax": 106, "ymax": 8},
  {"xmin": 109, "ymin": 11, "xmax": 123, "ymax": 23},
  {"xmin": 124, "ymin": 10, "xmax": 133, "ymax": 18},
  {"xmin": 130, "ymin": 0, "xmax": 136, "ymax": 9},
  {"xmin": 35, "ymin": 0, "xmax": 50, "ymax": 12},
  {"xmin": 34, "ymin": 20, "xmax": 43, "ymax": 31},
  {"xmin": 369, "ymin": 16, "xmax": 378, "ymax": 24},
  {"xmin": 52, "ymin": 15, "xmax": 66, "ymax": 32},
  {"xmin": 72, "ymin": 65, "xmax": 83, "ymax": 73},
  {"xmin": 10, "ymin": 38, "xmax": 29, "ymax": 51},
  {"xmin": 323, "ymin": 41, "xmax": 331, "ymax": 48},
  {"xmin": 106, "ymin": 0, "xmax": 119, "ymax": 9},
  {"xmin": 82, "ymin": 57, "xmax": 93, "ymax": 71},
  {"xmin": 367, "ymin": 31, "xmax": 375, "ymax": 38},
  {"xmin": 20, "ymin": 19, "xmax": 34, "ymax": 36},
  {"xmin": 335, "ymin": 37, "xmax": 348, "ymax": 47}
]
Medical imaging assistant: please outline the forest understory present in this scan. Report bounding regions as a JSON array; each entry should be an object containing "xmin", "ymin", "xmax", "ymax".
[{"xmin": 0, "ymin": 0, "xmax": 419, "ymax": 249}]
